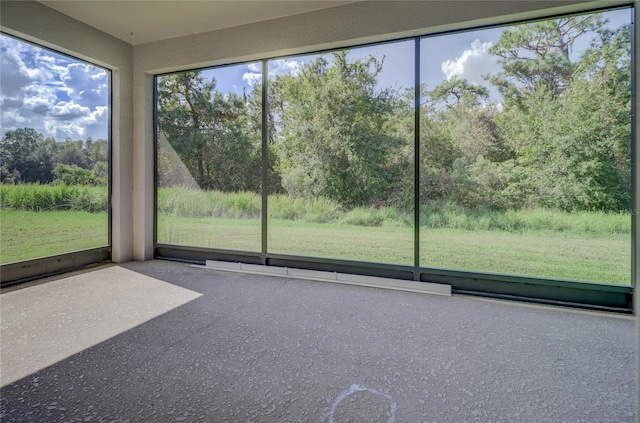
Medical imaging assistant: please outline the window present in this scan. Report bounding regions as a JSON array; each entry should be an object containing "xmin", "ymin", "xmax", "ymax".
[
  {"xmin": 156, "ymin": 64, "xmax": 262, "ymax": 251},
  {"xmin": 0, "ymin": 34, "xmax": 110, "ymax": 264},
  {"xmin": 267, "ymin": 41, "xmax": 415, "ymax": 264},
  {"xmin": 154, "ymin": 6, "xmax": 634, "ymax": 302},
  {"xmin": 420, "ymin": 8, "xmax": 632, "ymax": 285}
]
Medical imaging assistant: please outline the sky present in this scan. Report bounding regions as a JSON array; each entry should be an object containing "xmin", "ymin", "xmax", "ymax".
[
  {"xmin": 1, "ymin": 35, "xmax": 109, "ymax": 141},
  {"xmin": 0, "ymin": 7, "xmax": 631, "ymax": 142}
]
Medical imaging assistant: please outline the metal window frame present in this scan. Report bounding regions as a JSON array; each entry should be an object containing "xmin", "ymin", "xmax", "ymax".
[{"xmin": 153, "ymin": 4, "xmax": 636, "ymax": 313}]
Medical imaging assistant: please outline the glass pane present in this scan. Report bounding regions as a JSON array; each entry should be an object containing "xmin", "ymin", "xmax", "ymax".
[
  {"xmin": 0, "ymin": 34, "xmax": 110, "ymax": 263},
  {"xmin": 419, "ymin": 9, "xmax": 632, "ymax": 284},
  {"xmin": 267, "ymin": 41, "xmax": 415, "ymax": 264},
  {"xmin": 156, "ymin": 64, "xmax": 262, "ymax": 251}
]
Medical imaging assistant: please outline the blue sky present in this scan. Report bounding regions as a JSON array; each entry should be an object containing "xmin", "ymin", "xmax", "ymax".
[
  {"xmin": 0, "ymin": 7, "xmax": 631, "ymax": 142},
  {"xmin": 210, "ymin": 7, "xmax": 631, "ymax": 104}
]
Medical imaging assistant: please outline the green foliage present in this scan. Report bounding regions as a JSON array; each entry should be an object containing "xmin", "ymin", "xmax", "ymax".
[
  {"xmin": 156, "ymin": 72, "xmax": 261, "ymax": 192},
  {"xmin": 54, "ymin": 164, "xmax": 106, "ymax": 186},
  {"xmin": 488, "ymin": 15, "xmax": 604, "ymax": 102},
  {"xmin": 268, "ymin": 194, "xmax": 342, "ymax": 223},
  {"xmin": 419, "ymin": 201, "xmax": 629, "ymax": 236},
  {"xmin": 1, "ymin": 128, "xmax": 52, "ymax": 183},
  {"xmin": 0, "ymin": 183, "xmax": 107, "ymax": 212},
  {"xmin": 1, "ymin": 128, "xmax": 108, "ymax": 185},
  {"xmin": 490, "ymin": 21, "xmax": 631, "ymax": 212},
  {"xmin": 270, "ymin": 51, "xmax": 410, "ymax": 208},
  {"xmin": 151, "ymin": 13, "xmax": 630, "ymax": 215},
  {"xmin": 418, "ymin": 14, "xmax": 631, "ymax": 213},
  {"xmin": 156, "ymin": 187, "xmax": 630, "ymax": 236},
  {"xmin": 429, "ymin": 76, "xmax": 489, "ymax": 107},
  {"xmin": 157, "ymin": 187, "xmax": 261, "ymax": 218}
]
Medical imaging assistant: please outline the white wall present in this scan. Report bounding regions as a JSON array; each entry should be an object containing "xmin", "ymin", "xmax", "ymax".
[{"xmin": 0, "ymin": 0, "xmax": 134, "ymax": 263}]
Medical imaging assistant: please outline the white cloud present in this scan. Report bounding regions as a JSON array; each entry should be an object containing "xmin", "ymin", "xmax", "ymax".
[
  {"xmin": 270, "ymin": 59, "xmax": 301, "ymax": 77},
  {"xmin": 46, "ymin": 121, "xmax": 87, "ymax": 139},
  {"xmin": 0, "ymin": 39, "xmax": 35, "ymax": 98},
  {"xmin": 1, "ymin": 34, "xmax": 109, "ymax": 141},
  {"xmin": 50, "ymin": 101, "xmax": 91, "ymax": 120},
  {"xmin": 242, "ymin": 62, "xmax": 262, "ymax": 86},
  {"xmin": 441, "ymin": 39, "xmax": 500, "ymax": 86},
  {"xmin": 242, "ymin": 72, "xmax": 262, "ymax": 86},
  {"xmin": 1, "ymin": 109, "xmax": 28, "ymax": 127},
  {"xmin": 78, "ymin": 105, "xmax": 108, "ymax": 126},
  {"xmin": 23, "ymin": 85, "xmax": 57, "ymax": 115},
  {"xmin": 242, "ymin": 59, "xmax": 301, "ymax": 86}
]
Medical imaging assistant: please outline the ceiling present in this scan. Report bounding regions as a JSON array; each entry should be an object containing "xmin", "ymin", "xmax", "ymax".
[{"xmin": 38, "ymin": 1, "xmax": 357, "ymax": 45}]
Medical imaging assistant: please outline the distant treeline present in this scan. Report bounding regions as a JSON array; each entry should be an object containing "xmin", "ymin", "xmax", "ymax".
[
  {"xmin": 157, "ymin": 14, "xmax": 631, "ymax": 213},
  {"xmin": 1, "ymin": 128, "xmax": 108, "ymax": 186}
]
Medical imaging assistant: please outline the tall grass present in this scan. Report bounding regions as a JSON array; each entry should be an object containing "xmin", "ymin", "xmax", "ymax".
[
  {"xmin": 0, "ymin": 183, "xmax": 107, "ymax": 212},
  {"xmin": 2, "ymin": 184, "xmax": 631, "ymax": 237},
  {"xmin": 157, "ymin": 187, "xmax": 261, "ymax": 219},
  {"xmin": 419, "ymin": 201, "xmax": 630, "ymax": 236}
]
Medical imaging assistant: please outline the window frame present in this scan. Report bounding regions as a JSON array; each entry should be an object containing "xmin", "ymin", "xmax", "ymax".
[
  {"xmin": 153, "ymin": 4, "xmax": 635, "ymax": 312},
  {"xmin": 0, "ymin": 32, "xmax": 113, "ymax": 286}
]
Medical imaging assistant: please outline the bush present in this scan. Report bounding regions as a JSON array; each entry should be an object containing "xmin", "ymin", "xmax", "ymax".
[
  {"xmin": 54, "ymin": 163, "xmax": 106, "ymax": 186},
  {"xmin": 339, "ymin": 208, "xmax": 385, "ymax": 227}
]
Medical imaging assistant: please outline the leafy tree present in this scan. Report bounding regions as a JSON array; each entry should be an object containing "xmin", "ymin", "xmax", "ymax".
[
  {"xmin": 86, "ymin": 138, "xmax": 109, "ymax": 169},
  {"xmin": 54, "ymin": 138, "xmax": 90, "ymax": 168},
  {"xmin": 488, "ymin": 15, "xmax": 603, "ymax": 105},
  {"xmin": 0, "ymin": 128, "xmax": 54, "ymax": 183},
  {"xmin": 156, "ymin": 71, "xmax": 261, "ymax": 192},
  {"xmin": 494, "ymin": 20, "xmax": 631, "ymax": 211},
  {"xmin": 428, "ymin": 78, "xmax": 508, "ymax": 165},
  {"xmin": 419, "ymin": 78, "xmax": 510, "ymax": 209},
  {"xmin": 270, "ymin": 51, "xmax": 409, "ymax": 208},
  {"xmin": 429, "ymin": 76, "xmax": 489, "ymax": 108}
]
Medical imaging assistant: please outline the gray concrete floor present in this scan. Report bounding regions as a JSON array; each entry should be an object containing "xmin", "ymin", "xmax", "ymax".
[{"xmin": 0, "ymin": 260, "xmax": 636, "ymax": 422}]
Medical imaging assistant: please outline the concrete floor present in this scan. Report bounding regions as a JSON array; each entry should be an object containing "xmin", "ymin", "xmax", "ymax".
[{"xmin": 0, "ymin": 260, "xmax": 636, "ymax": 422}]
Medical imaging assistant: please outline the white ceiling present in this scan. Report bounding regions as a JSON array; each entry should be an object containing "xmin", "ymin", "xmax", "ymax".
[{"xmin": 38, "ymin": 1, "xmax": 357, "ymax": 45}]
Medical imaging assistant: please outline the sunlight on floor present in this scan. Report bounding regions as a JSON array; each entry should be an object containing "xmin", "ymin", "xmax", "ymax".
[{"xmin": 0, "ymin": 265, "xmax": 202, "ymax": 386}]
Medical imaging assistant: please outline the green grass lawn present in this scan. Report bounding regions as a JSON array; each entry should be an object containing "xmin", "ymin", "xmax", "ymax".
[
  {"xmin": 1, "ymin": 209, "xmax": 630, "ymax": 285},
  {"xmin": 157, "ymin": 215, "xmax": 631, "ymax": 285},
  {"xmin": 0, "ymin": 209, "xmax": 108, "ymax": 264}
]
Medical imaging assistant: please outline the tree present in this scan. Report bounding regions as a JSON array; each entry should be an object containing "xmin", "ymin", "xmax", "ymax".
[
  {"xmin": 54, "ymin": 138, "xmax": 90, "ymax": 168},
  {"xmin": 156, "ymin": 71, "xmax": 261, "ymax": 192},
  {"xmin": 270, "ymin": 51, "xmax": 409, "ymax": 208},
  {"xmin": 491, "ymin": 18, "xmax": 631, "ymax": 211},
  {"xmin": 54, "ymin": 163, "xmax": 104, "ymax": 186},
  {"xmin": 428, "ymin": 77, "xmax": 508, "ymax": 165},
  {"xmin": 0, "ymin": 128, "xmax": 54, "ymax": 183},
  {"xmin": 429, "ymin": 76, "xmax": 489, "ymax": 108},
  {"xmin": 488, "ymin": 15, "xmax": 603, "ymax": 106}
]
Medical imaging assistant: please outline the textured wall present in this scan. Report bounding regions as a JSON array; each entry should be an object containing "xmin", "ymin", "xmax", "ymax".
[
  {"xmin": 134, "ymin": 0, "xmax": 610, "ymax": 73},
  {"xmin": 0, "ymin": 0, "xmax": 135, "ymax": 263}
]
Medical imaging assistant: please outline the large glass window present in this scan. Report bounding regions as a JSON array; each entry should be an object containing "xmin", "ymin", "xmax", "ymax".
[
  {"xmin": 156, "ymin": 64, "xmax": 262, "ymax": 251},
  {"xmin": 154, "ymin": 7, "xmax": 633, "ymax": 289},
  {"xmin": 0, "ymin": 34, "xmax": 110, "ymax": 264},
  {"xmin": 267, "ymin": 41, "xmax": 415, "ymax": 264},
  {"xmin": 419, "ymin": 9, "xmax": 632, "ymax": 284}
]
